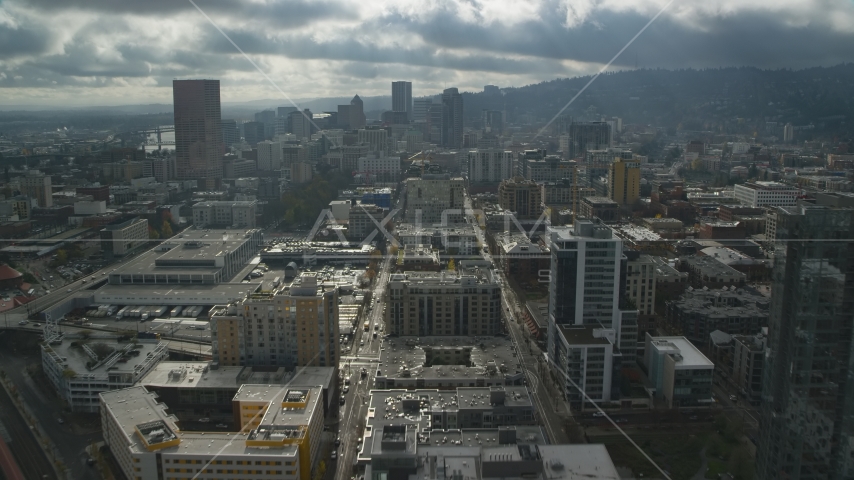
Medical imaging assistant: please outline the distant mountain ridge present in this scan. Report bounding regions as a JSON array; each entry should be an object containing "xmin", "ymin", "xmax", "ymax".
[{"xmin": 1, "ymin": 64, "xmax": 852, "ymax": 135}]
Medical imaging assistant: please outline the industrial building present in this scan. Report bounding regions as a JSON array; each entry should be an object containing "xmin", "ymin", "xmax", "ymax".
[{"xmin": 107, "ymin": 227, "xmax": 262, "ymax": 285}]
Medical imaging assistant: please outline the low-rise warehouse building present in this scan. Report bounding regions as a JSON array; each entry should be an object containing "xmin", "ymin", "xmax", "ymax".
[{"xmin": 107, "ymin": 227, "xmax": 263, "ymax": 285}]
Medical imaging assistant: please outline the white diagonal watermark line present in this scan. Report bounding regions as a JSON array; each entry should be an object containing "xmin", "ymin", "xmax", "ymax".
[
  {"xmin": 534, "ymin": 0, "xmax": 677, "ymax": 141},
  {"xmin": 188, "ymin": 0, "xmax": 339, "ymax": 147}
]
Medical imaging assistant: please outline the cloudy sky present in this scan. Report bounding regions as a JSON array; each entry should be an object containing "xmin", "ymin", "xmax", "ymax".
[{"xmin": 1, "ymin": 0, "xmax": 853, "ymax": 107}]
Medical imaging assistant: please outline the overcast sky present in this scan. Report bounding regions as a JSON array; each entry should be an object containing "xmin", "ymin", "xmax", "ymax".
[{"xmin": 1, "ymin": 0, "xmax": 853, "ymax": 107}]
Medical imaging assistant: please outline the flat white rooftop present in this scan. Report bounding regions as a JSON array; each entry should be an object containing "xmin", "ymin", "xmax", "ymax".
[
  {"xmin": 649, "ymin": 336, "xmax": 714, "ymax": 368},
  {"xmin": 94, "ymin": 283, "xmax": 261, "ymax": 305}
]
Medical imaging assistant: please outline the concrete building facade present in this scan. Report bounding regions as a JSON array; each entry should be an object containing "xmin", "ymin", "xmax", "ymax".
[
  {"xmin": 173, "ymin": 79, "xmax": 223, "ymax": 189},
  {"xmin": 193, "ymin": 200, "xmax": 257, "ymax": 228},
  {"xmin": 210, "ymin": 273, "xmax": 339, "ymax": 369},
  {"xmin": 384, "ymin": 269, "xmax": 502, "ymax": 336}
]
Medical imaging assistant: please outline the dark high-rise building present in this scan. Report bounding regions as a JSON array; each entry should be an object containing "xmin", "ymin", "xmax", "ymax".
[
  {"xmin": 427, "ymin": 103, "xmax": 443, "ymax": 144},
  {"xmin": 567, "ymin": 122, "xmax": 612, "ymax": 160},
  {"xmin": 254, "ymin": 110, "xmax": 276, "ymax": 124},
  {"xmin": 337, "ymin": 104, "xmax": 351, "ymax": 129},
  {"xmin": 441, "ymin": 87, "xmax": 463, "ymax": 149},
  {"xmin": 391, "ymin": 81, "xmax": 412, "ymax": 122},
  {"xmin": 254, "ymin": 110, "xmax": 276, "ymax": 139},
  {"xmin": 483, "ymin": 85, "xmax": 500, "ymax": 95},
  {"xmin": 413, "ymin": 98, "xmax": 432, "ymax": 123},
  {"xmin": 243, "ymin": 121, "xmax": 265, "ymax": 146},
  {"xmin": 221, "ymin": 119, "xmax": 239, "ymax": 147},
  {"xmin": 290, "ymin": 109, "xmax": 313, "ymax": 140},
  {"xmin": 482, "ymin": 110, "xmax": 503, "ymax": 135},
  {"xmin": 756, "ymin": 200, "xmax": 854, "ymax": 479},
  {"xmin": 173, "ymin": 79, "xmax": 223, "ymax": 189},
  {"xmin": 277, "ymin": 106, "xmax": 297, "ymax": 118},
  {"xmin": 349, "ymin": 95, "xmax": 366, "ymax": 129}
]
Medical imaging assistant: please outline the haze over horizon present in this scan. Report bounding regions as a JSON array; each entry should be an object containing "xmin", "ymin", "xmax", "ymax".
[{"xmin": 1, "ymin": 0, "xmax": 853, "ymax": 107}]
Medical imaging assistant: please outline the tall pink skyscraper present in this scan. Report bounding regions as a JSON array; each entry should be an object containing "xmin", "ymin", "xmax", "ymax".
[{"xmin": 173, "ymin": 79, "xmax": 223, "ymax": 189}]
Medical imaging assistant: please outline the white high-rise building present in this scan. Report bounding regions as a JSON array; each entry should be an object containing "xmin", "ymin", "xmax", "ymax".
[
  {"xmin": 467, "ymin": 149, "xmax": 514, "ymax": 183},
  {"xmin": 545, "ymin": 219, "xmax": 635, "ymax": 407},
  {"xmin": 257, "ymin": 140, "xmax": 283, "ymax": 171}
]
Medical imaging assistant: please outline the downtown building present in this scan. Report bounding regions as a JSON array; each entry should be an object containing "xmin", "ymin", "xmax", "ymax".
[
  {"xmin": 757, "ymin": 200, "xmax": 854, "ymax": 479},
  {"xmin": 404, "ymin": 174, "xmax": 465, "ymax": 225},
  {"xmin": 210, "ymin": 273, "xmax": 339, "ymax": 369},
  {"xmin": 384, "ymin": 268, "xmax": 502, "ymax": 337},
  {"xmin": 192, "ymin": 200, "xmax": 257, "ymax": 228},
  {"xmin": 733, "ymin": 181, "xmax": 800, "ymax": 208},
  {"xmin": 100, "ymin": 384, "xmax": 325, "ymax": 480},
  {"xmin": 468, "ymin": 149, "xmax": 514, "ymax": 183},
  {"xmin": 545, "ymin": 219, "xmax": 638, "ymax": 408},
  {"xmin": 441, "ymin": 87, "xmax": 464, "ymax": 149},
  {"xmin": 608, "ymin": 158, "xmax": 640, "ymax": 206},
  {"xmin": 498, "ymin": 177, "xmax": 543, "ymax": 219},
  {"xmin": 391, "ymin": 81, "xmax": 412, "ymax": 121},
  {"xmin": 562, "ymin": 121, "xmax": 612, "ymax": 159},
  {"xmin": 18, "ymin": 172, "xmax": 53, "ymax": 207},
  {"xmin": 173, "ymin": 79, "xmax": 224, "ymax": 189}
]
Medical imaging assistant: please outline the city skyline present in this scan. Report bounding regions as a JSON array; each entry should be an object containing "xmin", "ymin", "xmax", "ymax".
[{"xmin": 0, "ymin": 0, "xmax": 853, "ymax": 106}]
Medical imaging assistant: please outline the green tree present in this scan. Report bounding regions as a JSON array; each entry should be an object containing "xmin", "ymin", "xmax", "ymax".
[
  {"xmin": 68, "ymin": 244, "xmax": 85, "ymax": 259},
  {"xmin": 149, "ymin": 227, "xmax": 160, "ymax": 239},
  {"xmin": 161, "ymin": 220, "xmax": 173, "ymax": 238},
  {"xmin": 55, "ymin": 249, "xmax": 68, "ymax": 265}
]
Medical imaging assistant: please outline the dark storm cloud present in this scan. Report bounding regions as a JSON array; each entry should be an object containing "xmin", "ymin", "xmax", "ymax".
[
  {"xmin": 2, "ymin": 0, "xmax": 854, "ymax": 101},
  {"xmin": 23, "ymin": 0, "xmax": 355, "ymax": 28},
  {"xmin": 385, "ymin": 7, "xmax": 854, "ymax": 70},
  {"xmin": 0, "ymin": 22, "xmax": 50, "ymax": 59},
  {"xmin": 201, "ymin": 28, "xmax": 567, "ymax": 75}
]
